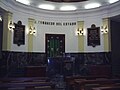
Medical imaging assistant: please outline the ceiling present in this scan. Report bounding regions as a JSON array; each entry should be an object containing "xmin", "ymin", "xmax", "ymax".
[
  {"xmin": 15, "ymin": 0, "xmax": 120, "ymax": 11},
  {"xmin": 13, "ymin": 0, "xmax": 120, "ymax": 11},
  {"xmin": 45, "ymin": 0, "xmax": 88, "ymax": 3}
]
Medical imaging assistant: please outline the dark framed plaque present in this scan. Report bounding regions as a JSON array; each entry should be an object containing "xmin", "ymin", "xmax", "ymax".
[
  {"xmin": 13, "ymin": 21, "xmax": 25, "ymax": 46},
  {"xmin": 87, "ymin": 24, "xmax": 100, "ymax": 47}
]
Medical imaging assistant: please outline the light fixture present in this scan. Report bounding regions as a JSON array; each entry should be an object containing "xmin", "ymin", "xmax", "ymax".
[
  {"xmin": 60, "ymin": 5, "xmax": 77, "ymax": 11},
  {"xmin": 76, "ymin": 28, "xmax": 84, "ymax": 36},
  {"xmin": 8, "ymin": 21, "xmax": 15, "ymax": 31},
  {"xmin": 84, "ymin": 3, "xmax": 101, "ymax": 9},
  {"xmin": 15, "ymin": 0, "xmax": 30, "ymax": 5},
  {"xmin": 38, "ymin": 4, "xmax": 55, "ymax": 10},
  {"xmin": 0, "ymin": 15, "xmax": 2, "ymax": 21},
  {"xmin": 29, "ymin": 26, "xmax": 36, "ymax": 35},
  {"xmin": 109, "ymin": 0, "xmax": 119, "ymax": 4},
  {"xmin": 101, "ymin": 26, "xmax": 108, "ymax": 34}
]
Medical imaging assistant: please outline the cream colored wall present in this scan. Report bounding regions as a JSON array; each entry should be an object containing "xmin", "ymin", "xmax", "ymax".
[
  {"xmin": 33, "ymin": 19, "xmax": 78, "ymax": 52},
  {"xmin": 11, "ymin": 13, "xmax": 110, "ymax": 53},
  {"xmin": 84, "ymin": 16, "xmax": 104, "ymax": 52}
]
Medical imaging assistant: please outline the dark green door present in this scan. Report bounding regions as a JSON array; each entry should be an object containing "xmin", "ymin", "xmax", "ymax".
[{"xmin": 46, "ymin": 34, "xmax": 65, "ymax": 57}]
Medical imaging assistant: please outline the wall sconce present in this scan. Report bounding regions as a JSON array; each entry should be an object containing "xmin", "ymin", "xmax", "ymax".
[
  {"xmin": 8, "ymin": 21, "xmax": 15, "ymax": 31},
  {"xmin": 0, "ymin": 15, "xmax": 2, "ymax": 22},
  {"xmin": 29, "ymin": 26, "xmax": 36, "ymax": 35},
  {"xmin": 76, "ymin": 28, "xmax": 84, "ymax": 36},
  {"xmin": 101, "ymin": 26, "xmax": 108, "ymax": 34}
]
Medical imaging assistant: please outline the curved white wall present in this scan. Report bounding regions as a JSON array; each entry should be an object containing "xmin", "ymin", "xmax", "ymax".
[{"xmin": 0, "ymin": 0, "xmax": 120, "ymax": 53}]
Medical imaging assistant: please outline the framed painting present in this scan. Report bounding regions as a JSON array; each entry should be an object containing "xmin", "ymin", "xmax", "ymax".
[
  {"xmin": 87, "ymin": 24, "xmax": 100, "ymax": 47},
  {"xmin": 13, "ymin": 21, "xmax": 25, "ymax": 46}
]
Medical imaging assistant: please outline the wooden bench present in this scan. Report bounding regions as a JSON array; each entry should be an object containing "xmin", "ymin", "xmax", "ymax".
[
  {"xmin": 84, "ymin": 83, "xmax": 120, "ymax": 90},
  {"xmin": 65, "ymin": 75, "xmax": 110, "ymax": 90},
  {"xmin": 0, "ymin": 77, "xmax": 55, "ymax": 90},
  {"xmin": 92, "ymin": 86, "xmax": 120, "ymax": 90},
  {"xmin": 0, "ymin": 82, "xmax": 54, "ymax": 89},
  {"xmin": 74, "ymin": 79, "xmax": 120, "ymax": 90},
  {"xmin": 0, "ymin": 77, "xmax": 50, "ymax": 83}
]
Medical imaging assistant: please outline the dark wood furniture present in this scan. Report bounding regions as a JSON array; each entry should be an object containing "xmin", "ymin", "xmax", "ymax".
[
  {"xmin": 0, "ymin": 77, "xmax": 54, "ymax": 90},
  {"xmin": 92, "ymin": 87, "xmax": 120, "ymax": 90},
  {"xmin": 65, "ymin": 75, "xmax": 111, "ymax": 90},
  {"xmin": 74, "ymin": 79, "xmax": 120, "ymax": 90},
  {"xmin": 25, "ymin": 66, "xmax": 46, "ymax": 77}
]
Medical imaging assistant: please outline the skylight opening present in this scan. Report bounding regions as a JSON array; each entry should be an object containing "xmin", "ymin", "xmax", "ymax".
[
  {"xmin": 15, "ymin": 0, "xmax": 30, "ymax": 5},
  {"xmin": 60, "ymin": 5, "xmax": 77, "ymax": 11},
  {"xmin": 38, "ymin": 4, "xmax": 55, "ymax": 10},
  {"xmin": 109, "ymin": 0, "xmax": 119, "ymax": 4},
  {"xmin": 84, "ymin": 3, "xmax": 101, "ymax": 9}
]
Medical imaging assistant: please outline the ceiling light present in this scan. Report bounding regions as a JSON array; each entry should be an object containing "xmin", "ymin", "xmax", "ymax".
[
  {"xmin": 38, "ymin": 4, "xmax": 55, "ymax": 10},
  {"xmin": 109, "ymin": 0, "xmax": 119, "ymax": 3},
  {"xmin": 84, "ymin": 3, "xmax": 101, "ymax": 9},
  {"xmin": 60, "ymin": 5, "xmax": 77, "ymax": 11},
  {"xmin": 16, "ymin": 0, "xmax": 30, "ymax": 5}
]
